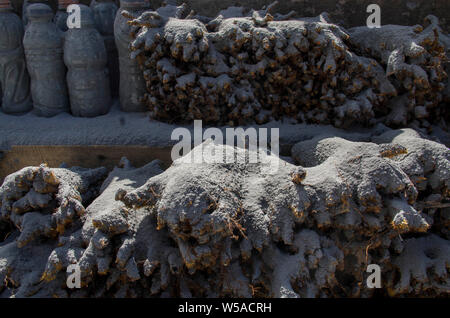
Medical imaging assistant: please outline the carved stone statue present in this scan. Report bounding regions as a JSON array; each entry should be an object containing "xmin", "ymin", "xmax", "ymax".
[
  {"xmin": 64, "ymin": 4, "xmax": 111, "ymax": 117},
  {"xmin": 0, "ymin": 0, "xmax": 32, "ymax": 114},
  {"xmin": 91, "ymin": 0, "xmax": 119, "ymax": 97},
  {"xmin": 114, "ymin": 0, "xmax": 149, "ymax": 112},
  {"xmin": 24, "ymin": 3, "xmax": 70, "ymax": 117}
]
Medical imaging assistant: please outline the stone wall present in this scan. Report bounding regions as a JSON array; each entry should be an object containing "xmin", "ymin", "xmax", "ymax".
[
  {"xmin": 156, "ymin": 0, "xmax": 449, "ymax": 31},
  {"xmin": 10, "ymin": 0, "xmax": 450, "ymax": 32}
]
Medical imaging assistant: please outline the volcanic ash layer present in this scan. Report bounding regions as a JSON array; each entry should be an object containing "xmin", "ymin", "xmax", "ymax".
[
  {"xmin": 125, "ymin": 2, "xmax": 449, "ymax": 130},
  {"xmin": 0, "ymin": 127, "xmax": 449, "ymax": 297}
]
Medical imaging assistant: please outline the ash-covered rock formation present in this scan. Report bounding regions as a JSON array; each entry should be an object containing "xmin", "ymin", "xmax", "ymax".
[
  {"xmin": 349, "ymin": 16, "xmax": 449, "ymax": 129},
  {"xmin": 124, "ymin": 2, "xmax": 449, "ymax": 132},
  {"xmin": 0, "ymin": 164, "xmax": 108, "ymax": 297},
  {"xmin": 1, "ymin": 127, "xmax": 448, "ymax": 298}
]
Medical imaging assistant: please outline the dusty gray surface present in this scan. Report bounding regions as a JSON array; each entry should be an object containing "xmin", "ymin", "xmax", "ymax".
[
  {"xmin": 0, "ymin": 101, "xmax": 173, "ymax": 148},
  {"xmin": 0, "ymin": 100, "xmax": 384, "ymax": 149}
]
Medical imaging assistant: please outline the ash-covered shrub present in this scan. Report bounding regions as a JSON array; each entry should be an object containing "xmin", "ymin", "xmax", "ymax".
[
  {"xmin": 1, "ymin": 128, "xmax": 448, "ymax": 298},
  {"xmin": 124, "ymin": 2, "xmax": 448, "ymax": 131}
]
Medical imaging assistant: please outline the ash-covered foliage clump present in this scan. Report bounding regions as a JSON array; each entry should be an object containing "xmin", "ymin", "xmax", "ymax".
[
  {"xmin": 124, "ymin": 2, "xmax": 448, "ymax": 131},
  {"xmin": 0, "ymin": 164, "xmax": 108, "ymax": 297},
  {"xmin": 349, "ymin": 16, "xmax": 450, "ymax": 129},
  {"xmin": 1, "ymin": 127, "xmax": 448, "ymax": 298}
]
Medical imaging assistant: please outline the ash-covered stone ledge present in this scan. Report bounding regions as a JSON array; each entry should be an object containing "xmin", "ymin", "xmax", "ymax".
[
  {"xmin": 0, "ymin": 100, "xmax": 375, "ymax": 180},
  {"xmin": 0, "ymin": 101, "xmax": 383, "ymax": 149},
  {"xmin": 2, "ymin": 101, "xmax": 449, "ymax": 183}
]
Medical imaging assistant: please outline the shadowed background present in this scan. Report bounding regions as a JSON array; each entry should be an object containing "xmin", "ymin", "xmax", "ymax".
[{"xmin": 10, "ymin": 0, "xmax": 450, "ymax": 32}]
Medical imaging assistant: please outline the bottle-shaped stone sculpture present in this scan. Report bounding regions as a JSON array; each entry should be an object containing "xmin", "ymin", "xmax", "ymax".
[
  {"xmin": 23, "ymin": 3, "xmax": 70, "ymax": 117},
  {"xmin": 0, "ymin": 0, "xmax": 32, "ymax": 114},
  {"xmin": 54, "ymin": 0, "xmax": 79, "ymax": 32},
  {"xmin": 91, "ymin": 0, "xmax": 119, "ymax": 97},
  {"xmin": 64, "ymin": 4, "xmax": 111, "ymax": 117},
  {"xmin": 114, "ymin": 0, "xmax": 149, "ymax": 112}
]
